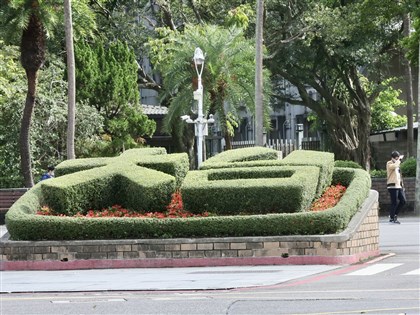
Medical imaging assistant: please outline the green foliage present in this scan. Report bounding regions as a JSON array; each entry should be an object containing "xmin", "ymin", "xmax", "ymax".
[
  {"xmin": 105, "ymin": 104, "xmax": 156, "ymax": 154},
  {"xmin": 370, "ymin": 80, "xmax": 407, "ymax": 132},
  {"xmin": 225, "ymin": 4, "xmax": 254, "ymax": 29},
  {"xmin": 147, "ymin": 24, "xmax": 272, "ymax": 141},
  {"xmin": 0, "ymin": 42, "xmax": 103, "ymax": 187},
  {"xmin": 182, "ymin": 166, "xmax": 319, "ymax": 215},
  {"xmin": 43, "ymin": 165, "xmax": 175, "ymax": 216},
  {"xmin": 402, "ymin": 14, "xmax": 420, "ymax": 66},
  {"xmin": 370, "ymin": 169, "xmax": 387, "ymax": 178},
  {"xmin": 282, "ymin": 150, "xmax": 335, "ymax": 196},
  {"xmin": 200, "ymin": 147, "xmax": 279, "ymax": 168},
  {"xmin": 400, "ymin": 157, "xmax": 417, "ymax": 177},
  {"xmin": 0, "ymin": 41, "xmax": 26, "ymax": 187},
  {"xmin": 201, "ymin": 149, "xmax": 334, "ymax": 197},
  {"xmin": 75, "ymin": 39, "xmax": 156, "ymax": 153},
  {"xmin": 42, "ymin": 148, "xmax": 182, "ymax": 215},
  {"xmin": 332, "ymin": 168, "xmax": 355, "ymax": 187},
  {"xmin": 75, "ymin": 39, "xmax": 139, "ymax": 116},
  {"xmin": 265, "ymin": 0, "xmax": 407, "ymax": 165},
  {"xmin": 334, "ymin": 160, "xmax": 363, "ymax": 169},
  {"xmin": 5, "ymin": 167, "xmax": 371, "ymax": 240}
]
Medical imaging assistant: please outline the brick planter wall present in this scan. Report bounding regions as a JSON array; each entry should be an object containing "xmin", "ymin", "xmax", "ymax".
[
  {"xmin": 0, "ymin": 190, "xmax": 380, "ymax": 270},
  {"xmin": 371, "ymin": 177, "xmax": 415, "ymax": 214}
]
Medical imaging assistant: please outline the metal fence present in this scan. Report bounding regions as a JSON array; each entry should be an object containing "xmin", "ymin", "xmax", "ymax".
[{"xmin": 230, "ymin": 138, "xmax": 321, "ymax": 158}]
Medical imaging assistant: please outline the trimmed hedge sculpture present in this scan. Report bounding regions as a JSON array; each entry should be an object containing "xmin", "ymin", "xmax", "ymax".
[
  {"xmin": 182, "ymin": 166, "xmax": 319, "ymax": 214},
  {"xmin": 5, "ymin": 147, "xmax": 371, "ymax": 240}
]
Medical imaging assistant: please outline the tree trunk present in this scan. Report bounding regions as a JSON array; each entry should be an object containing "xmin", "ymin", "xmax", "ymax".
[
  {"xmin": 255, "ymin": 0, "xmax": 264, "ymax": 146},
  {"xmin": 20, "ymin": 69, "xmax": 38, "ymax": 187},
  {"xmin": 65, "ymin": 0, "xmax": 76, "ymax": 160},
  {"xmin": 403, "ymin": 13, "xmax": 414, "ymax": 157},
  {"xmin": 224, "ymin": 133, "xmax": 232, "ymax": 151},
  {"xmin": 415, "ymin": 39, "xmax": 420, "ymax": 214},
  {"xmin": 19, "ymin": 13, "xmax": 45, "ymax": 187}
]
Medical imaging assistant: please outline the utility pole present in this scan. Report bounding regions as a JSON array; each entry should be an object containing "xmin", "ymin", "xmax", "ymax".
[
  {"xmin": 64, "ymin": 0, "xmax": 76, "ymax": 159},
  {"xmin": 255, "ymin": 0, "xmax": 264, "ymax": 146}
]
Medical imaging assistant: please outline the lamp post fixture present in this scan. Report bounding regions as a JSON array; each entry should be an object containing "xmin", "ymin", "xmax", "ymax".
[{"xmin": 180, "ymin": 47, "xmax": 214, "ymax": 168}]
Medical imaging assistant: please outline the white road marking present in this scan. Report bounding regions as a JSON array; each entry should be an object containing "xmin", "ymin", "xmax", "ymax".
[
  {"xmin": 403, "ymin": 268, "xmax": 420, "ymax": 276},
  {"xmin": 345, "ymin": 263, "xmax": 402, "ymax": 276}
]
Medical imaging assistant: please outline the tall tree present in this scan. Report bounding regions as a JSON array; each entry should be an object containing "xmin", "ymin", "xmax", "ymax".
[
  {"xmin": 75, "ymin": 39, "xmax": 156, "ymax": 153},
  {"xmin": 94, "ymin": 1, "xmax": 256, "ymax": 93},
  {"xmin": 0, "ymin": 2, "xmax": 55, "ymax": 187},
  {"xmin": 403, "ymin": 13, "xmax": 415, "ymax": 157},
  {"xmin": 148, "ymin": 24, "xmax": 271, "ymax": 164},
  {"xmin": 0, "ymin": 44, "xmax": 103, "ymax": 187},
  {"xmin": 0, "ymin": 0, "xmax": 96, "ymax": 186},
  {"xmin": 64, "ymin": 0, "xmax": 76, "ymax": 160},
  {"xmin": 264, "ymin": 0, "xmax": 407, "ymax": 168}
]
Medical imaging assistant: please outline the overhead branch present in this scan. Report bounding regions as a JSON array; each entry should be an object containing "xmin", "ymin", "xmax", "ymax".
[
  {"xmin": 137, "ymin": 64, "xmax": 161, "ymax": 91},
  {"xmin": 187, "ymin": 0, "xmax": 203, "ymax": 24},
  {"xmin": 155, "ymin": 0, "xmax": 177, "ymax": 30}
]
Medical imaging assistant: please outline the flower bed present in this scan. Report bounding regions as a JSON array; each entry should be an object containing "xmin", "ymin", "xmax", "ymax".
[
  {"xmin": 37, "ymin": 192, "xmax": 209, "ymax": 219},
  {"xmin": 310, "ymin": 184, "xmax": 346, "ymax": 211},
  {"xmin": 36, "ymin": 185, "xmax": 346, "ymax": 219}
]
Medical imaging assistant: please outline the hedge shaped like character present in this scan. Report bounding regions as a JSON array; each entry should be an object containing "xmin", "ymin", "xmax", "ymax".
[
  {"xmin": 181, "ymin": 166, "xmax": 319, "ymax": 214},
  {"xmin": 42, "ymin": 148, "xmax": 189, "ymax": 215}
]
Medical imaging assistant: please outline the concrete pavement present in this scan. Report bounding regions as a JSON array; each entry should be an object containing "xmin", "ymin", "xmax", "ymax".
[{"xmin": 0, "ymin": 265, "xmax": 340, "ymax": 293}]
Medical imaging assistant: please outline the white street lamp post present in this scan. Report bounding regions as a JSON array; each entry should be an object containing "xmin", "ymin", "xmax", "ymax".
[
  {"xmin": 180, "ymin": 47, "xmax": 214, "ymax": 168},
  {"xmin": 194, "ymin": 47, "xmax": 205, "ymax": 167}
]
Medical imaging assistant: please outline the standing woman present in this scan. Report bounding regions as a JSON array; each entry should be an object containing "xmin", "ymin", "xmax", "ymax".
[{"xmin": 386, "ymin": 151, "xmax": 406, "ymax": 224}]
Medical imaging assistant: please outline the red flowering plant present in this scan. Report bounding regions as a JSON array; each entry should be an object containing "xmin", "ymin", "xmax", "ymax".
[
  {"xmin": 310, "ymin": 184, "xmax": 346, "ymax": 211},
  {"xmin": 36, "ymin": 191, "xmax": 209, "ymax": 219}
]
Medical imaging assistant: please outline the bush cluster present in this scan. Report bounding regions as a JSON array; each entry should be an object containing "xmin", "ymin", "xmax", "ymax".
[
  {"xmin": 400, "ymin": 157, "xmax": 416, "ymax": 177},
  {"xmin": 181, "ymin": 166, "xmax": 319, "ymax": 215},
  {"xmin": 6, "ymin": 148, "xmax": 371, "ymax": 240},
  {"xmin": 42, "ymin": 148, "xmax": 188, "ymax": 215},
  {"xmin": 200, "ymin": 150, "xmax": 334, "ymax": 196},
  {"xmin": 200, "ymin": 147, "xmax": 279, "ymax": 169},
  {"xmin": 334, "ymin": 160, "xmax": 363, "ymax": 169}
]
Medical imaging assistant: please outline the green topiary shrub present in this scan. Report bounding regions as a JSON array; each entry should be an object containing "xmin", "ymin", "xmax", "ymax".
[
  {"xmin": 55, "ymin": 148, "xmax": 168, "ymax": 177},
  {"xmin": 334, "ymin": 160, "xmax": 363, "ymax": 169},
  {"xmin": 40, "ymin": 148, "xmax": 187, "ymax": 215},
  {"xmin": 43, "ymin": 166, "xmax": 175, "ymax": 215},
  {"xmin": 5, "ymin": 166, "xmax": 371, "ymax": 240},
  {"xmin": 400, "ymin": 157, "xmax": 416, "ymax": 177},
  {"xmin": 200, "ymin": 147, "xmax": 278, "ymax": 169},
  {"xmin": 282, "ymin": 150, "xmax": 335, "ymax": 196},
  {"xmin": 181, "ymin": 166, "xmax": 319, "ymax": 214},
  {"xmin": 201, "ymin": 149, "xmax": 335, "ymax": 197}
]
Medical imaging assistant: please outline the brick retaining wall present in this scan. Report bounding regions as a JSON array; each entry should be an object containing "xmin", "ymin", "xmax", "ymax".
[{"xmin": 0, "ymin": 190, "xmax": 380, "ymax": 270}]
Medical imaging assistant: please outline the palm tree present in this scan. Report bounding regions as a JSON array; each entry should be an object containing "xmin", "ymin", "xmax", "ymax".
[
  {"xmin": 0, "ymin": 0, "xmax": 94, "ymax": 186},
  {"xmin": 0, "ymin": 1, "xmax": 56, "ymax": 187},
  {"xmin": 149, "ymin": 24, "xmax": 271, "ymax": 163}
]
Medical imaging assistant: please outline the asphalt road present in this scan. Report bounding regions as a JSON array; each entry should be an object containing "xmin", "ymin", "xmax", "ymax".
[{"xmin": 1, "ymin": 216, "xmax": 419, "ymax": 315}]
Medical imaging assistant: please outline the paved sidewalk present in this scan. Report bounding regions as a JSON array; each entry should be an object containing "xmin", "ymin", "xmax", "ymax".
[{"xmin": 0, "ymin": 265, "xmax": 339, "ymax": 293}]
